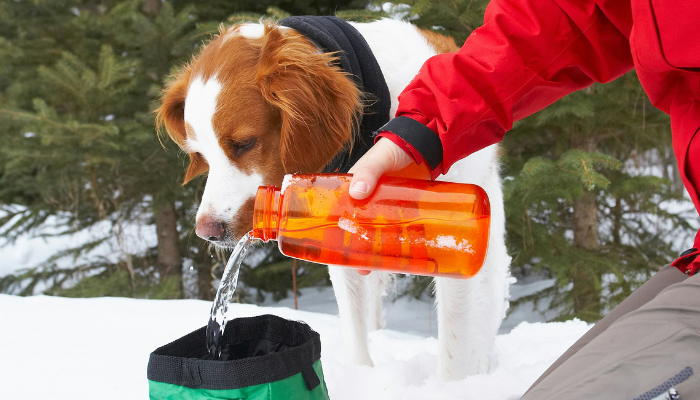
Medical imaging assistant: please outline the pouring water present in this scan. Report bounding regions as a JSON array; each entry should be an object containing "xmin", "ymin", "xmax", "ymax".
[{"xmin": 206, "ymin": 232, "xmax": 256, "ymax": 359}]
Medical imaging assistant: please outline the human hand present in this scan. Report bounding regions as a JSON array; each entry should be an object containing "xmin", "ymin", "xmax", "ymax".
[
  {"xmin": 348, "ymin": 137, "xmax": 415, "ymax": 200},
  {"xmin": 348, "ymin": 137, "xmax": 415, "ymax": 275}
]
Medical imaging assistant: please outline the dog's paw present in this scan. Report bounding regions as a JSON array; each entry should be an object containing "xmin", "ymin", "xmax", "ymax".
[
  {"xmin": 344, "ymin": 346, "xmax": 374, "ymax": 367},
  {"xmin": 436, "ymin": 350, "xmax": 496, "ymax": 381}
]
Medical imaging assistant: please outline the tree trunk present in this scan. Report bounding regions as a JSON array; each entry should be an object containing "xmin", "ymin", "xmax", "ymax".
[
  {"xmin": 292, "ymin": 259, "xmax": 298, "ymax": 310},
  {"xmin": 197, "ymin": 252, "xmax": 215, "ymax": 301},
  {"xmin": 668, "ymin": 151, "xmax": 686, "ymax": 195},
  {"xmin": 612, "ymin": 196, "xmax": 622, "ymax": 247},
  {"xmin": 155, "ymin": 203, "xmax": 182, "ymax": 284},
  {"xmin": 572, "ymin": 190, "xmax": 600, "ymax": 316},
  {"xmin": 141, "ymin": 0, "xmax": 162, "ymax": 15}
]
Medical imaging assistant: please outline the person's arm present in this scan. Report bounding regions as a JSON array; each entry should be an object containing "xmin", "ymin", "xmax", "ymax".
[{"xmin": 350, "ymin": 0, "xmax": 634, "ymax": 199}]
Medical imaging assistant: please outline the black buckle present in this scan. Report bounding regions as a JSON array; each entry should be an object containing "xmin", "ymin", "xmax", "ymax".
[
  {"xmin": 680, "ymin": 248, "xmax": 698, "ymax": 258},
  {"xmin": 679, "ymin": 248, "xmax": 698, "ymax": 276}
]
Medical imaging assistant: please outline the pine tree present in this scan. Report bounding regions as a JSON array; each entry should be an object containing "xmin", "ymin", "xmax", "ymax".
[
  {"xmin": 0, "ymin": 0, "xmax": 376, "ymax": 301},
  {"xmin": 5, "ymin": 0, "xmax": 690, "ymax": 316},
  {"xmin": 0, "ymin": 0, "xmax": 208, "ymax": 298},
  {"xmin": 503, "ymin": 74, "xmax": 694, "ymax": 321},
  {"xmin": 381, "ymin": 0, "xmax": 490, "ymax": 44}
]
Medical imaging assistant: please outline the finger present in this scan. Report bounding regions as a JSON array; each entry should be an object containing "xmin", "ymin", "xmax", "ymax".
[
  {"xmin": 348, "ymin": 140, "xmax": 395, "ymax": 199},
  {"xmin": 348, "ymin": 138, "xmax": 411, "ymax": 200},
  {"xmin": 348, "ymin": 162, "xmax": 387, "ymax": 200},
  {"xmin": 357, "ymin": 269, "xmax": 371, "ymax": 276}
]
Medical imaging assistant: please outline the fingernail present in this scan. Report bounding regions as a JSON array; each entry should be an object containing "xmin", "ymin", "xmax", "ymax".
[{"xmin": 350, "ymin": 181, "xmax": 369, "ymax": 194}]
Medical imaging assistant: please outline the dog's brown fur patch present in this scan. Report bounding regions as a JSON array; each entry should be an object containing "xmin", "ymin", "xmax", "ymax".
[
  {"xmin": 157, "ymin": 23, "xmax": 364, "ymax": 188},
  {"xmin": 419, "ymin": 29, "xmax": 460, "ymax": 54}
]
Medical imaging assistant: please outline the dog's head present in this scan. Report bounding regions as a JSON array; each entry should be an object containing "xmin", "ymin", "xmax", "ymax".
[{"xmin": 157, "ymin": 23, "xmax": 362, "ymax": 247}]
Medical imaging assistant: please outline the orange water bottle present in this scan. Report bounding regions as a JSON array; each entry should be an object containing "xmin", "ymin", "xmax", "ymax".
[{"xmin": 251, "ymin": 174, "xmax": 490, "ymax": 278}]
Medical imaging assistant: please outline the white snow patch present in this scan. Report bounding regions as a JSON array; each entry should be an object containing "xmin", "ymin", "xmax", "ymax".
[
  {"xmin": 426, "ymin": 235, "xmax": 475, "ymax": 254},
  {"xmin": 264, "ymin": 279, "xmax": 558, "ymax": 337},
  {"xmin": 0, "ymin": 294, "xmax": 591, "ymax": 399},
  {"xmin": 238, "ymin": 23, "xmax": 265, "ymax": 39},
  {"xmin": 0, "ymin": 211, "xmax": 157, "ymax": 278},
  {"xmin": 222, "ymin": 23, "xmax": 266, "ymax": 43},
  {"xmin": 281, "ymin": 174, "xmax": 301, "ymax": 193},
  {"xmin": 338, "ymin": 216, "xmax": 370, "ymax": 240}
]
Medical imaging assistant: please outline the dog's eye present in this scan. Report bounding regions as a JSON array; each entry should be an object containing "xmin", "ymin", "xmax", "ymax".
[{"xmin": 227, "ymin": 138, "xmax": 256, "ymax": 158}]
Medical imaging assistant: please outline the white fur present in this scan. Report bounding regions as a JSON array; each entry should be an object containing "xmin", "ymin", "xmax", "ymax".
[
  {"xmin": 184, "ymin": 76, "xmax": 264, "ymax": 225},
  {"xmin": 238, "ymin": 23, "xmax": 265, "ymax": 39},
  {"xmin": 339, "ymin": 19, "xmax": 511, "ymax": 381},
  {"xmin": 197, "ymin": 20, "xmax": 511, "ymax": 382},
  {"xmin": 222, "ymin": 24, "xmax": 265, "ymax": 42},
  {"xmin": 349, "ymin": 19, "xmax": 440, "ymax": 117},
  {"xmin": 434, "ymin": 151, "xmax": 512, "ymax": 378}
]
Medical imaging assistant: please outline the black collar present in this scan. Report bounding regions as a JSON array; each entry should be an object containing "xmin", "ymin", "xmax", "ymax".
[{"xmin": 279, "ymin": 16, "xmax": 391, "ymax": 173}]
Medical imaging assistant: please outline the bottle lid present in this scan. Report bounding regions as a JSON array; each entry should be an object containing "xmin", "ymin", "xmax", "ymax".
[{"xmin": 252, "ymin": 185, "xmax": 281, "ymax": 242}]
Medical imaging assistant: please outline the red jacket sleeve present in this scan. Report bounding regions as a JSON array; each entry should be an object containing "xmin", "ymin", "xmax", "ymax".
[{"xmin": 396, "ymin": 0, "xmax": 635, "ymax": 176}]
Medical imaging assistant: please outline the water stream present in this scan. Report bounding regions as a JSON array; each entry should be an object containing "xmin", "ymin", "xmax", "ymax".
[{"xmin": 206, "ymin": 232, "xmax": 256, "ymax": 359}]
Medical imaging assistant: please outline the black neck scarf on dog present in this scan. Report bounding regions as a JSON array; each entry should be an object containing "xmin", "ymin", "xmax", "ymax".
[{"xmin": 279, "ymin": 16, "xmax": 391, "ymax": 174}]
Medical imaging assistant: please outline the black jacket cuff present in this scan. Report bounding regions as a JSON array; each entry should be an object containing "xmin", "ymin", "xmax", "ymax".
[{"xmin": 374, "ymin": 116, "xmax": 443, "ymax": 170}]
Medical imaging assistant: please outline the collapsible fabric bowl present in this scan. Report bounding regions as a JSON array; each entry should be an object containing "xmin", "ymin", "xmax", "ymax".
[{"xmin": 147, "ymin": 314, "xmax": 329, "ymax": 400}]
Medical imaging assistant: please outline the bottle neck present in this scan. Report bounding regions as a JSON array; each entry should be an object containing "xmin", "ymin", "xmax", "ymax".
[{"xmin": 252, "ymin": 185, "xmax": 281, "ymax": 242}]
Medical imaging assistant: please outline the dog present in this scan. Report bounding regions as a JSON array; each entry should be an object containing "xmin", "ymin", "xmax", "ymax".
[{"xmin": 157, "ymin": 17, "xmax": 511, "ymax": 381}]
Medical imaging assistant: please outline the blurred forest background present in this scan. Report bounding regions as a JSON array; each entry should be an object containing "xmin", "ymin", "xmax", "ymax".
[{"xmin": 0, "ymin": 0, "xmax": 696, "ymax": 323}]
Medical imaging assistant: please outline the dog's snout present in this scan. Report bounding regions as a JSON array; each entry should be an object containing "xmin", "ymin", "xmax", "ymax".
[{"xmin": 196, "ymin": 216, "xmax": 226, "ymax": 242}]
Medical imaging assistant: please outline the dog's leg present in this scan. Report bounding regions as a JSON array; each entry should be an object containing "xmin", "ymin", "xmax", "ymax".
[
  {"xmin": 365, "ymin": 271, "xmax": 389, "ymax": 331},
  {"xmin": 431, "ymin": 147, "xmax": 512, "ymax": 380},
  {"xmin": 433, "ymin": 230, "xmax": 511, "ymax": 380},
  {"xmin": 328, "ymin": 265, "xmax": 374, "ymax": 366}
]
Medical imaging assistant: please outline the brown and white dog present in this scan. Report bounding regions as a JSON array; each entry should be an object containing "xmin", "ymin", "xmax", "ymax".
[{"xmin": 157, "ymin": 18, "xmax": 511, "ymax": 381}]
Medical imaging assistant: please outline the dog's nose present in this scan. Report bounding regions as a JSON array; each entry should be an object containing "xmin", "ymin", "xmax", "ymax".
[{"xmin": 196, "ymin": 216, "xmax": 226, "ymax": 242}]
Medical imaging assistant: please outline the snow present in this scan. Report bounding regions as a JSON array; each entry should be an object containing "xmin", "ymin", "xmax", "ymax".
[
  {"xmin": 427, "ymin": 235, "xmax": 475, "ymax": 254},
  {"xmin": 500, "ymin": 277, "xmax": 559, "ymax": 333},
  {"xmin": 334, "ymin": 224, "xmax": 477, "ymax": 254},
  {"xmin": 281, "ymin": 174, "xmax": 301, "ymax": 193},
  {"xmin": 0, "ymin": 213, "xmax": 156, "ymax": 277},
  {"xmin": 0, "ymin": 294, "xmax": 590, "ymax": 400},
  {"xmin": 338, "ymin": 216, "xmax": 370, "ymax": 240},
  {"xmin": 260, "ymin": 275, "xmax": 558, "ymax": 337}
]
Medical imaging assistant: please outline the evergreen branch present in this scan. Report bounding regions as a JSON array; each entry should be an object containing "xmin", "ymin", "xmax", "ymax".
[
  {"xmin": 578, "ymin": 156, "xmax": 592, "ymax": 188},
  {"xmin": 227, "ymin": 13, "xmax": 265, "ymax": 24},
  {"xmin": 0, "ymin": 107, "xmax": 118, "ymax": 138},
  {"xmin": 557, "ymin": 167, "xmax": 579, "ymax": 176},
  {"xmin": 98, "ymin": 45, "xmax": 116, "ymax": 90},
  {"xmin": 335, "ymin": 10, "xmax": 387, "ymax": 22},
  {"xmin": 0, "ymin": 108, "xmax": 64, "ymax": 128},
  {"xmin": 38, "ymin": 64, "xmax": 89, "ymax": 105},
  {"xmin": 266, "ymin": 7, "xmax": 291, "ymax": 20},
  {"xmin": 588, "ymin": 157, "xmax": 621, "ymax": 167}
]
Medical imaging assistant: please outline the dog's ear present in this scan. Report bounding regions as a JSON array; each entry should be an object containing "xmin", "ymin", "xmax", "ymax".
[
  {"xmin": 156, "ymin": 65, "xmax": 191, "ymax": 148},
  {"xmin": 183, "ymin": 151, "xmax": 209, "ymax": 185},
  {"xmin": 156, "ymin": 66, "xmax": 209, "ymax": 185},
  {"xmin": 256, "ymin": 25, "xmax": 362, "ymax": 174}
]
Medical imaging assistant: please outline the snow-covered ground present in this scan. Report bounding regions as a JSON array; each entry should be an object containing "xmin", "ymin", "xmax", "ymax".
[
  {"xmin": 0, "ymin": 209, "xmax": 610, "ymax": 399},
  {"xmin": 0, "ymin": 294, "xmax": 590, "ymax": 400},
  {"xmin": 259, "ymin": 276, "xmax": 558, "ymax": 336},
  {"xmin": 0, "ymin": 153, "xmax": 695, "ymax": 398},
  {"xmin": 0, "ymin": 214, "xmax": 585, "ymax": 399}
]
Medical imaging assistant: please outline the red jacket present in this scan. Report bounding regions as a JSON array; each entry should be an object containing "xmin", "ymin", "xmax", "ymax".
[{"xmin": 378, "ymin": 0, "xmax": 700, "ymax": 274}]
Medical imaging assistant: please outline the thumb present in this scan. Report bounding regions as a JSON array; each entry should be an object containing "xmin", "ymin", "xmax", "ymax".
[{"xmin": 348, "ymin": 138, "xmax": 413, "ymax": 200}]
